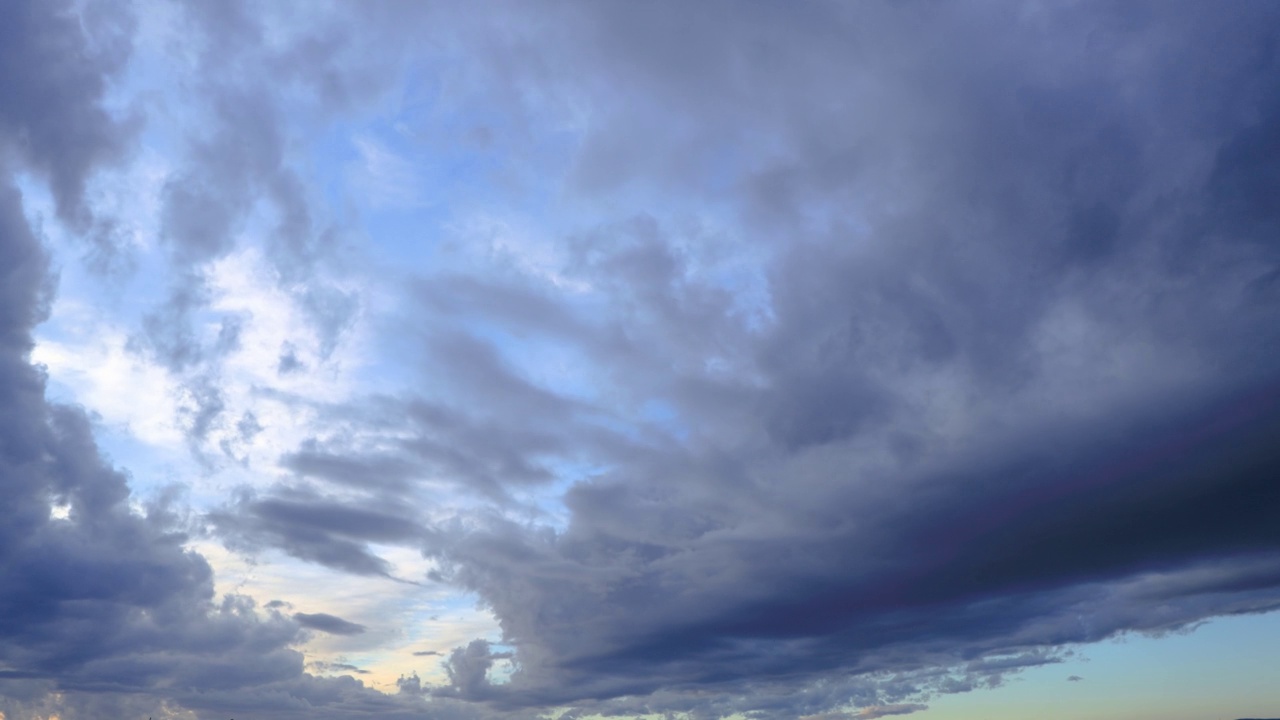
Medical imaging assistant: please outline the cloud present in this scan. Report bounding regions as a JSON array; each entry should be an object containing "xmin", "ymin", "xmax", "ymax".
[
  {"xmin": 0, "ymin": 0, "xmax": 134, "ymax": 228},
  {"xmin": 0, "ymin": 3, "xmax": 470, "ymax": 719},
  {"xmin": 0, "ymin": 3, "xmax": 316, "ymax": 715},
  {"xmin": 280, "ymin": 444, "xmax": 420, "ymax": 495},
  {"xmin": 10, "ymin": 1, "xmax": 1280, "ymax": 719},
  {"xmin": 210, "ymin": 488, "xmax": 427, "ymax": 579},
  {"xmin": 850, "ymin": 706, "xmax": 929, "ymax": 720},
  {"xmin": 375, "ymin": 0, "xmax": 1280, "ymax": 712},
  {"xmin": 103, "ymin": 0, "xmax": 380, "ymax": 468},
  {"xmin": 351, "ymin": 135, "xmax": 424, "ymax": 209},
  {"xmin": 295, "ymin": 613, "xmax": 368, "ymax": 636},
  {"xmin": 312, "ymin": 661, "xmax": 372, "ymax": 675}
]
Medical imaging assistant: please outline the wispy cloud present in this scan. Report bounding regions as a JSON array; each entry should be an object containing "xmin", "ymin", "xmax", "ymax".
[{"xmin": 351, "ymin": 135, "xmax": 423, "ymax": 209}]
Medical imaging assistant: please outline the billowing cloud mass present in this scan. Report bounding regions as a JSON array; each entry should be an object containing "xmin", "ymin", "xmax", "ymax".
[{"xmin": 4, "ymin": 1, "xmax": 1280, "ymax": 719}]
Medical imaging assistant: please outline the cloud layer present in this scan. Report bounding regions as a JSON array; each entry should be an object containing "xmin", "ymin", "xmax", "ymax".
[{"xmin": 4, "ymin": 1, "xmax": 1280, "ymax": 719}]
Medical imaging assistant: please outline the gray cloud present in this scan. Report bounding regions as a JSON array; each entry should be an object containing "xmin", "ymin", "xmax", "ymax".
[
  {"xmin": 116, "ymin": 0, "xmax": 391, "ymax": 461},
  {"xmin": 0, "ymin": 5, "xmax": 318, "ymax": 710},
  {"xmin": 281, "ymin": 443, "xmax": 420, "ymax": 494},
  {"xmin": 380, "ymin": 0, "xmax": 1280, "ymax": 713},
  {"xmin": 854, "ymin": 706, "xmax": 930, "ymax": 720},
  {"xmin": 0, "ymin": 3, "xmax": 478, "ymax": 720},
  {"xmin": 0, "ymin": 0, "xmax": 133, "ymax": 228},
  {"xmin": 10, "ymin": 1, "xmax": 1280, "ymax": 719},
  {"xmin": 438, "ymin": 640, "xmax": 503, "ymax": 701},
  {"xmin": 210, "ymin": 488, "xmax": 427, "ymax": 579},
  {"xmin": 312, "ymin": 661, "xmax": 372, "ymax": 675},
  {"xmin": 203, "ymin": 4, "xmax": 1280, "ymax": 715},
  {"xmin": 295, "ymin": 613, "xmax": 368, "ymax": 636}
]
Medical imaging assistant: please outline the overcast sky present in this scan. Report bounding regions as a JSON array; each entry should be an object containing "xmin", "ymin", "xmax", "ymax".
[{"xmin": 3, "ymin": 1, "xmax": 1280, "ymax": 719}]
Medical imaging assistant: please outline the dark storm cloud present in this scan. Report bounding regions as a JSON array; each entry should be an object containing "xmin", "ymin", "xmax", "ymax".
[
  {"xmin": 172, "ymin": 1, "xmax": 1280, "ymax": 712},
  {"xmin": 220, "ymin": 5, "xmax": 1280, "ymax": 715},
  {"xmin": 324, "ymin": 1, "xmax": 1280, "ymax": 715},
  {"xmin": 11, "ymin": 1, "xmax": 1280, "ymax": 720},
  {"xmin": 295, "ymin": 613, "xmax": 367, "ymax": 636}
]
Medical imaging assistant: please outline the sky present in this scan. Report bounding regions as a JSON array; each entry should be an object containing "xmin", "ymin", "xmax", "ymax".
[{"xmin": 2, "ymin": 1, "xmax": 1280, "ymax": 719}]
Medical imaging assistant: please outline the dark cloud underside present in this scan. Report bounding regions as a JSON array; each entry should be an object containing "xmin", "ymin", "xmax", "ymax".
[{"xmin": 390, "ymin": 0, "xmax": 1280, "ymax": 710}]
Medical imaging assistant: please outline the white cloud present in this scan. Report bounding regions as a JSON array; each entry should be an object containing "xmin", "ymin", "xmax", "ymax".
[{"xmin": 33, "ymin": 309, "xmax": 185, "ymax": 450}]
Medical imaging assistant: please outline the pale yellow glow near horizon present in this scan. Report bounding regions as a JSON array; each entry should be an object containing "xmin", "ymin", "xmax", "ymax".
[{"xmin": 919, "ymin": 612, "xmax": 1280, "ymax": 720}]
